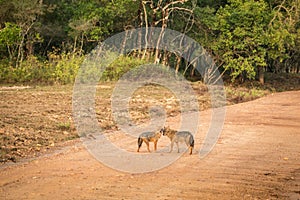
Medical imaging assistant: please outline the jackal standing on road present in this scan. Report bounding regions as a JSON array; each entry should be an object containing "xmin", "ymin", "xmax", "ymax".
[
  {"xmin": 137, "ymin": 130, "xmax": 162, "ymax": 152},
  {"xmin": 161, "ymin": 126, "xmax": 194, "ymax": 155}
]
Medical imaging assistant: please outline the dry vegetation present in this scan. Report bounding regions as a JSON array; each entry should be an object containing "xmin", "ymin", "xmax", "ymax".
[{"xmin": 0, "ymin": 73, "xmax": 299, "ymax": 162}]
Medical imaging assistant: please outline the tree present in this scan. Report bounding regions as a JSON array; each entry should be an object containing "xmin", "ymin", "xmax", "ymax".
[
  {"xmin": 210, "ymin": 0, "xmax": 271, "ymax": 83},
  {"xmin": 0, "ymin": 23, "xmax": 21, "ymax": 64},
  {"xmin": 0, "ymin": 0, "xmax": 45, "ymax": 67},
  {"xmin": 266, "ymin": 0, "xmax": 299, "ymax": 74},
  {"xmin": 65, "ymin": 0, "xmax": 138, "ymax": 54},
  {"xmin": 137, "ymin": 0, "xmax": 195, "ymax": 74}
]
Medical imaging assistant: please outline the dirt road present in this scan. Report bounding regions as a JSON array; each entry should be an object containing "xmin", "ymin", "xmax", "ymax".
[{"xmin": 0, "ymin": 91, "xmax": 299, "ymax": 199}]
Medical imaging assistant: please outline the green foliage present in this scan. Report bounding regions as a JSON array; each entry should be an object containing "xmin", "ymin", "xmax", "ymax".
[
  {"xmin": 212, "ymin": 0, "xmax": 270, "ymax": 81},
  {"xmin": 193, "ymin": 0, "xmax": 298, "ymax": 82},
  {"xmin": 0, "ymin": 0, "xmax": 298, "ymax": 84},
  {"xmin": 101, "ymin": 56, "xmax": 147, "ymax": 81},
  {"xmin": 0, "ymin": 56, "xmax": 46, "ymax": 83},
  {"xmin": 225, "ymin": 85, "xmax": 267, "ymax": 103},
  {"xmin": 266, "ymin": 1, "xmax": 298, "ymax": 63},
  {"xmin": 0, "ymin": 53, "xmax": 83, "ymax": 84},
  {"xmin": 0, "ymin": 23, "xmax": 21, "ymax": 59},
  {"xmin": 57, "ymin": 121, "xmax": 71, "ymax": 131},
  {"xmin": 67, "ymin": 0, "xmax": 138, "ymax": 45},
  {"xmin": 0, "ymin": 23, "xmax": 21, "ymax": 46},
  {"xmin": 50, "ymin": 53, "xmax": 83, "ymax": 84}
]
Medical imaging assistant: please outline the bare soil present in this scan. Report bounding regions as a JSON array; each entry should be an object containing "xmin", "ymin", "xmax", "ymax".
[{"xmin": 0, "ymin": 89, "xmax": 299, "ymax": 199}]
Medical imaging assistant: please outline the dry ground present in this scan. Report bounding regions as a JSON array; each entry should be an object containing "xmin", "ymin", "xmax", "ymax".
[
  {"xmin": 0, "ymin": 82, "xmax": 267, "ymax": 163},
  {"xmin": 0, "ymin": 89, "xmax": 299, "ymax": 199}
]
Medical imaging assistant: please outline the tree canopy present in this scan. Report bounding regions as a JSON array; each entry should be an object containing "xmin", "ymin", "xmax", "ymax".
[{"xmin": 0, "ymin": 0, "xmax": 299, "ymax": 84}]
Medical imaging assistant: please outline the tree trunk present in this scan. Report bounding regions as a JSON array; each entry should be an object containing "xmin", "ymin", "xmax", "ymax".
[
  {"xmin": 16, "ymin": 35, "xmax": 26, "ymax": 68},
  {"xmin": 258, "ymin": 66, "xmax": 264, "ymax": 84},
  {"xmin": 73, "ymin": 36, "xmax": 77, "ymax": 54},
  {"xmin": 121, "ymin": 29, "xmax": 130, "ymax": 55},
  {"xmin": 161, "ymin": 49, "xmax": 170, "ymax": 67},
  {"xmin": 175, "ymin": 55, "xmax": 181, "ymax": 75}
]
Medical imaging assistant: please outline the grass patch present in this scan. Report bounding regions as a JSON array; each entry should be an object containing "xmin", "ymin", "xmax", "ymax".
[{"xmin": 57, "ymin": 122, "xmax": 71, "ymax": 131}]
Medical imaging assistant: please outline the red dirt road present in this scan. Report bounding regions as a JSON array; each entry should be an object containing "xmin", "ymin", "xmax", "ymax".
[{"xmin": 0, "ymin": 91, "xmax": 299, "ymax": 199}]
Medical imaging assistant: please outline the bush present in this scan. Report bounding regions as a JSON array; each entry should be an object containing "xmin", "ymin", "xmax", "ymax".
[
  {"xmin": 50, "ymin": 53, "xmax": 83, "ymax": 84},
  {"xmin": 101, "ymin": 56, "xmax": 147, "ymax": 81},
  {"xmin": 0, "ymin": 53, "xmax": 84, "ymax": 84},
  {"xmin": 0, "ymin": 54, "xmax": 152, "ymax": 84}
]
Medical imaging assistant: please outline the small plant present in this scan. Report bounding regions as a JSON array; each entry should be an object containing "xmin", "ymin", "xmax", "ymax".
[{"xmin": 57, "ymin": 122, "xmax": 71, "ymax": 131}]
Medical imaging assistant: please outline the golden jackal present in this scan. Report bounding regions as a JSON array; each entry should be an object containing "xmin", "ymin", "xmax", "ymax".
[
  {"xmin": 161, "ymin": 126, "xmax": 194, "ymax": 155},
  {"xmin": 137, "ymin": 130, "xmax": 162, "ymax": 152}
]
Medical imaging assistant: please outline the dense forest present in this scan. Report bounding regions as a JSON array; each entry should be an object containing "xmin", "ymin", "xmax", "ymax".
[{"xmin": 0, "ymin": 0, "xmax": 299, "ymax": 84}]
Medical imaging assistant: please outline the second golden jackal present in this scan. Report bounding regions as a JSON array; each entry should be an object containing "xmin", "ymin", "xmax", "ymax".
[
  {"xmin": 137, "ymin": 130, "xmax": 162, "ymax": 152},
  {"xmin": 161, "ymin": 126, "xmax": 194, "ymax": 155}
]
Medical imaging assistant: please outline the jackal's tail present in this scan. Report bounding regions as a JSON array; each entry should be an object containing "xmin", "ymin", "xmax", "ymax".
[
  {"xmin": 189, "ymin": 135, "xmax": 194, "ymax": 148},
  {"xmin": 138, "ymin": 137, "xmax": 143, "ymax": 148}
]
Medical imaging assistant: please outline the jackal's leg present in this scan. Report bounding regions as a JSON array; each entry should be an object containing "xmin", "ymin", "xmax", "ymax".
[
  {"xmin": 137, "ymin": 138, "xmax": 143, "ymax": 152},
  {"xmin": 145, "ymin": 141, "xmax": 150, "ymax": 152},
  {"xmin": 169, "ymin": 141, "xmax": 174, "ymax": 153},
  {"xmin": 176, "ymin": 142, "xmax": 179, "ymax": 153},
  {"xmin": 184, "ymin": 140, "xmax": 190, "ymax": 154},
  {"xmin": 154, "ymin": 141, "xmax": 158, "ymax": 151},
  {"xmin": 189, "ymin": 146, "xmax": 193, "ymax": 155},
  {"xmin": 185, "ymin": 140, "xmax": 189, "ymax": 147}
]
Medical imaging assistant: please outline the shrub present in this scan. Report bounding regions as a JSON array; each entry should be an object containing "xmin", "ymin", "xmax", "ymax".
[
  {"xmin": 101, "ymin": 56, "xmax": 147, "ymax": 81},
  {"xmin": 0, "ymin": 53, "xmax": 83, "ymax": 84},
  {"xmin": 51, "ymin": 53, "xmax": 83, "ymax": 84}
]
